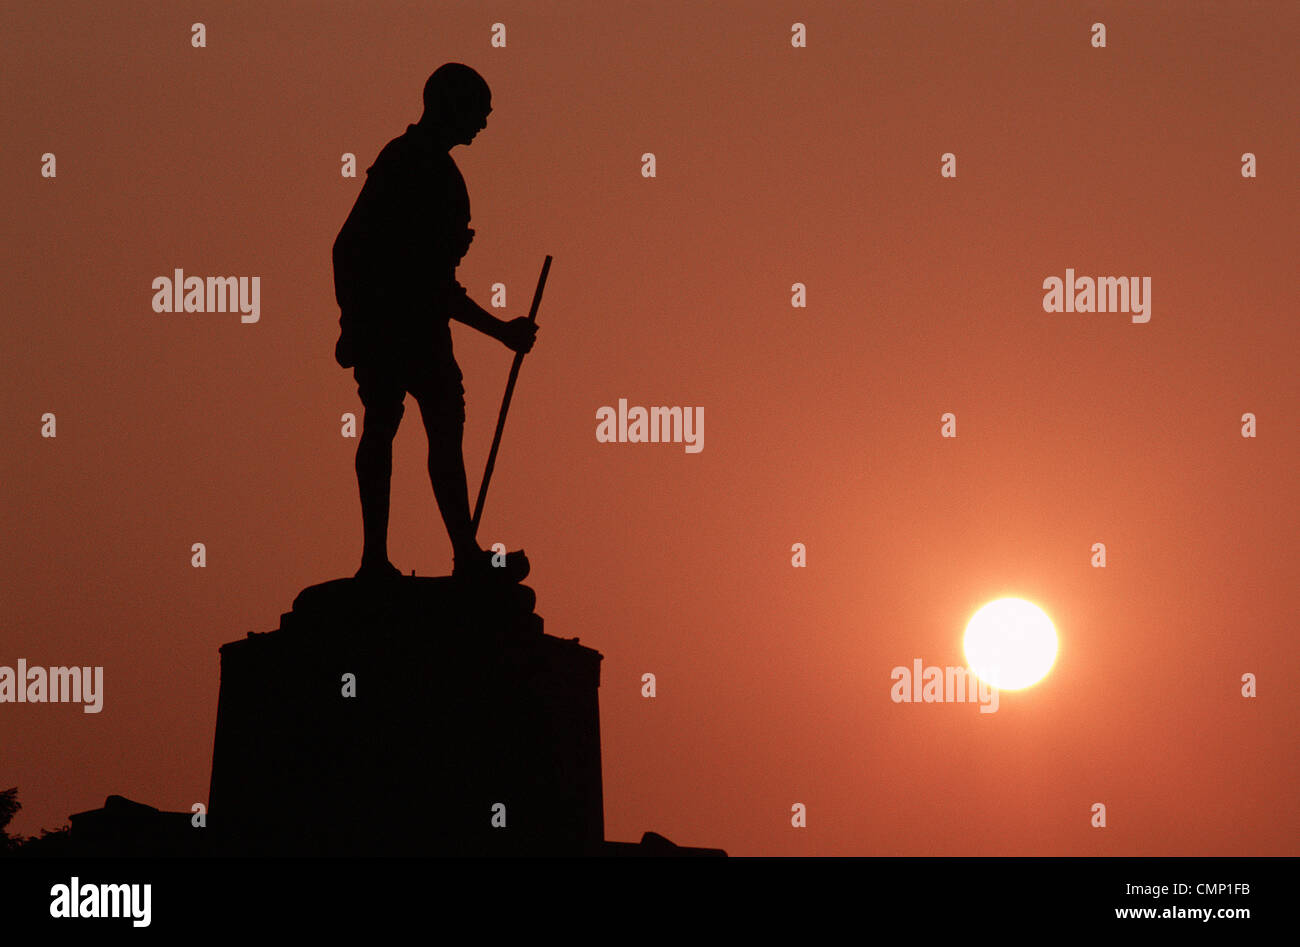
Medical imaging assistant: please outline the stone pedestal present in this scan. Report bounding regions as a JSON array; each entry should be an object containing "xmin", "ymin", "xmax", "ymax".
[{"xmin": 207, "ymin": 577, "xmax": 604, "ymax": 855}]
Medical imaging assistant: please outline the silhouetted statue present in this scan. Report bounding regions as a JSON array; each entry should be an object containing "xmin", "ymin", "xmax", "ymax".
[{"xmin": 332, "ymin": 64, "xmax": 537, "ymax": 582}]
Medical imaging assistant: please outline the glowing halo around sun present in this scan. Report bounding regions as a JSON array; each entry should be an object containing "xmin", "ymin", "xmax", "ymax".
[{"xmin": 963, "ymin": 598, "xmax": 1058, "ymax": 690}]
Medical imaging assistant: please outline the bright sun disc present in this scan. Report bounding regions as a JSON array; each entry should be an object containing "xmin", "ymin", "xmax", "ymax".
[{"xmin": 963, "ymin": 598, "xmax": 1057, "ymax": 690}]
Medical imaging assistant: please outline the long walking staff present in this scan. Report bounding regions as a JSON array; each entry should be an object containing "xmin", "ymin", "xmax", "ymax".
[{"xmin": 471, "ymin": 254, "xmax": 553, "ymax": 537}]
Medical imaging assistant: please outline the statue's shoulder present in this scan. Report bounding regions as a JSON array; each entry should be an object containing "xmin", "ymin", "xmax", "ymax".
[{"xmin": 367, "ymin": 129, "xmax": 419, "ymax": 179}]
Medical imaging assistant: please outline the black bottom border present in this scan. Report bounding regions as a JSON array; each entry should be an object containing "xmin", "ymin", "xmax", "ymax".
[{"xmin": 0, "ymin": 855, "xmax": 1289, "ymax": 933}]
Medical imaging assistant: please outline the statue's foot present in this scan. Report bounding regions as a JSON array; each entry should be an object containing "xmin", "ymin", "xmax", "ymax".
[
  {"xmin": 453, "ymin": 547, "xmax": 530, "ymax": 583},
  {"xmin": 354, "ymin": 558, "xmax": 403, "ymax": 581}
]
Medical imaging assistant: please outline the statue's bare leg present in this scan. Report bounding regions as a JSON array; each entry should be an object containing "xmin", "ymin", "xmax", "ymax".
[
  {"xmin": 418, "ymin": 394, "xmax": 529, "ymax": 581},
  {"xmin": 418, "ymin": 401, "xmax": 480, "ymax": 562},
  {"xmin": 354, "ymin": 384, "xmax": 405, "ymax": 579}
]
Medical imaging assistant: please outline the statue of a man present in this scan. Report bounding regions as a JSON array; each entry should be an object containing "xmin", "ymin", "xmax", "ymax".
[{"xmin": 332, "ymin": 64, "xmax": 536, "ymax": 582}]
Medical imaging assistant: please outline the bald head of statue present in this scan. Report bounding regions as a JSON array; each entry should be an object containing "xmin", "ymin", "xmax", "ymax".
[{"xmin": 419, "ymin": 63, "xmax": 492, "ymax": 148}]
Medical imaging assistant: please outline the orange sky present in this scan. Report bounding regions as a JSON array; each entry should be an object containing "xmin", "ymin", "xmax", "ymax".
[{"xmin": 2, "ymin": 0, "xmax": 1297, "ymax": 855}]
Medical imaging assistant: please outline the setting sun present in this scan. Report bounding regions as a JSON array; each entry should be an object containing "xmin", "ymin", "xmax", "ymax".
[{"xmin": 963, "ymin": 598, "xmax": 1058, "ymax": 690}]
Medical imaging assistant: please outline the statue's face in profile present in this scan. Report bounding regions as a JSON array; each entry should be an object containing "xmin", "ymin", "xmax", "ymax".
[{"xmin": 454, "ymin": 98, "xmax": 492, "ymax": 146}]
